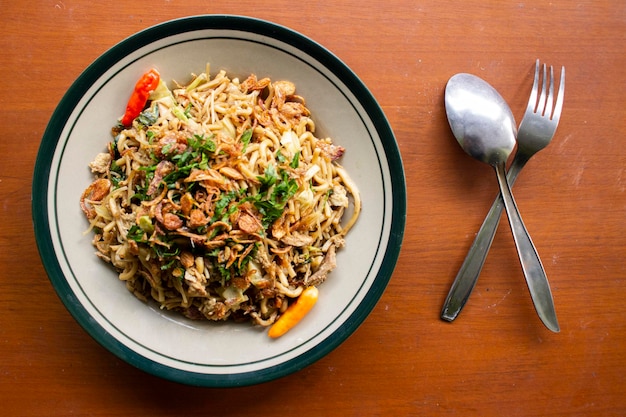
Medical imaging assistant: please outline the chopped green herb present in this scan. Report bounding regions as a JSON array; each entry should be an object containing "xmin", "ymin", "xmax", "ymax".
[
  {"xmin": 212, "ymin": 190, "xmax": 240, "ymax": 222},
  {"xmin": 110, "ymin": 136, "xmax": 122, "ymax": 159},
  {"xmin": 127, "ymin": 225, "xmax": 147, "ymax": 242},
  {"xmin": 110, "ymin": 160, "xmax": 125, "ymax": 187},
  {"xmin": 240, "ymin": 128, "xmax": 253, "ymax": 153},
  {"xmin": 137, "ymin": 104, "xmax": 159, "ymax": 126},
  {"xmin": 183, "ymin": 103, "xmax": 192, "ymax": 118},
  {"xmin": 171, "ymin": 105, "xmax": 188, "ymax": 122},
  {"xmin": 250, "ymin": 167, "xmax": 298, "ymax": 228},
  {"xmin": 188, "ymin": 133, "xmax": 216, "ymax": 154},
  {"xmin": 257, "ymin": 164, "xmax": 277, "ymax": 190},
  {"xmin": 161, "ymin": 142, "xmax": 173, "ymax": 155},
  {"xmin": 290, "ymin": 151, "xmax": 300, "ymax": 169}
]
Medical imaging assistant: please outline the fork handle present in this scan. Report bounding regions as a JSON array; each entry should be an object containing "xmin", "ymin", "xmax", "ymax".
[
  {"xmin": 493, "ymin": 162, "xmax": 559, "ymax": 332},
  {"xmin": 440, "ymin": 154, "xmax": 528, "ymax": 322}
]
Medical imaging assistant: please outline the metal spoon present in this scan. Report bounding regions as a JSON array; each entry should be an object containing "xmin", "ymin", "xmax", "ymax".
[{"xmin": 444, "ymin": 73, "xmax": 559, "ymax": 332}]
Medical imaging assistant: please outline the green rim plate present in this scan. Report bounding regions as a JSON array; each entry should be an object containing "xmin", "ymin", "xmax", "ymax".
[{"xmin": 32, "ymin": 15, "xmax": 406, "ymax": 387}]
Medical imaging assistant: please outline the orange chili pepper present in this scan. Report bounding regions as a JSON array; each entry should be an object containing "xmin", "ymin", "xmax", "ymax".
[
  {"xmin": 120, "ymin": 68, "xmax": 160, "ymax": 126},
  {"xmin": 268, "ymin": 286, "xmax": 319, "ymax": 338}
]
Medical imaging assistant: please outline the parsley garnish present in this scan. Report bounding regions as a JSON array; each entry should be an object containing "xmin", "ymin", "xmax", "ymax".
[
  {"xmin": 137, "ymin": 104, "xmax": 159, "ymax": 127},
  {"xmin": 240, "ymin": 128, "xmax": 253, "ymax": 153},
  {"xmin": 188, "ymin": 133, "xmax": 216, "ymax": 154},
  {"xmin": 128, "ymin": 224, "xmax": 180, "ymax": 268},
  {"xmin": 257, "ymin": 164, "xmax": 277, "ymax": 189},
  {"xmin": 127, "ymin": 225, "xmax": 147, "ymax": 242},
  {"xmin": 183, "ymin": 103, "xmax": 192, "ymax": 118},
  {"xmin": 212, "ymin": 190, "xmax": 242, "ymax": 222},
  {"xmin": 251, "ymin": 165, "xmax": 298, "ymax": 228},
  {"xmin": 110, "ymin": 160, "xmax": 125, "ymax": 188},
  {"xmin": 290, "ymin": 151, "xmax": 300, "ymax": 169}
]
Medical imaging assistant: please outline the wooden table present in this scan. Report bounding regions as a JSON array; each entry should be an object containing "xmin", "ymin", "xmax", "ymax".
[{"xmin": 2, "ymin": 1, "xmax": 625, "ymax": 415}]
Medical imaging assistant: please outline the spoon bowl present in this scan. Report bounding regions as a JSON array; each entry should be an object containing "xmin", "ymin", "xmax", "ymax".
[{"xmin": 445, "ymin": 73, "xmax": 517, "ymax": 166}]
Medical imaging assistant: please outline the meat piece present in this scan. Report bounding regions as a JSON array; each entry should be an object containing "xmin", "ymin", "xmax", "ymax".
[
  {"xmin": 88, "ymin": 152, "xmax": 112, "ymax": 174},
  {"xmin": 316, "ymin": 140, "xmax": 345, "ymax": 161},
  {"xmin": 199, "ymin": 298, "xmax": 230, "ymax": 321},
  {"xmin": 184, "ymin": 269, "xmax": 207, "ymax": 296},
  {"xmin": 304, "ymin": 244, "xmax": 337, "ymax": 287},
  {"xmin": 279, "ymin": 101, "xmax": 310, "ymax": 119},
  {"xmin": 272, "ymin": 80, "xmax": 296, "ymax": 109},
  {"xmin": 156, "ymin": 133, "xmax": 188, "ymax": 157},
  {"xmin": 147, "ymin": 160, "xmax": 174, "ymax": 196},
  {"xmin": 329, "ymin": 184, "xmax": 349, "ymax": 207},
  {"xmin": 281, "ymin": 232, "xmax": 314, "ymax": 247}
]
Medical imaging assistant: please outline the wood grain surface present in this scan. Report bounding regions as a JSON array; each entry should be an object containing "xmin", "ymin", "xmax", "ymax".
[{"xmin": 1, "ymin": 1, "xmax": 625, "ymax": 416}]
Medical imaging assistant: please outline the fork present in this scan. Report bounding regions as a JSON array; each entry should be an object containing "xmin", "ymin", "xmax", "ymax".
[{"xmin": 441, "ymin": 59, "xmax": 565, "ymax": 331}]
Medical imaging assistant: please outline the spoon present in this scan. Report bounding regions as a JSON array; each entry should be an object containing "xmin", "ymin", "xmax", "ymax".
[{"xmin": 444, "ymin": 73, "xmax": 559, "ymax": 333}]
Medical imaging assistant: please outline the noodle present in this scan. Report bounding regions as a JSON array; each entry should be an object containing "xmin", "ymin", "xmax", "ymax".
[{"xmin": 80, "ymin": 66, "xmax": 360, "ymax": 327}]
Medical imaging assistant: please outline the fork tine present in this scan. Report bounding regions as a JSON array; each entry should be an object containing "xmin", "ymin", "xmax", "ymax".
[
  {"xmin": 552, "ymin": 66, "xmax": 565, "ymax": 122},
  {"xmin": 536, "ymin": 63, "xmax": 548, "ymax": 115},
  {"xmin": 526, "ymin": 59, "xmax": 540, "ymax": 113},
  {"xmin": 545, "ymin": 66, "xmax": 555, "ymax": 118}
]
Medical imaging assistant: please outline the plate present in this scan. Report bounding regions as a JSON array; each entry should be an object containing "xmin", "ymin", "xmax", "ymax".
[{"xmin": 32, "ymin": 15, "xmax": 405, "ymax": 387}]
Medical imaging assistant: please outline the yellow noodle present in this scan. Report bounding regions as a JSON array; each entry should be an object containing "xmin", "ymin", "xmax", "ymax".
[{"xmin": 81, "ymin": 65, "xmax": 360, "ymax": 327}]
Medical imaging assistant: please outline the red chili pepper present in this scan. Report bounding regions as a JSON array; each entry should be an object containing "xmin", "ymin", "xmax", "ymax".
[{"xmin": 120, "ymin": 68, "xmax": 161, "ymax": 126}]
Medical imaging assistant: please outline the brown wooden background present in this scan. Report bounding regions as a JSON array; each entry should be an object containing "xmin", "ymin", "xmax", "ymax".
[{"xmin": 2, "ymin": 1, "xmax": 625, "ymax": 416}]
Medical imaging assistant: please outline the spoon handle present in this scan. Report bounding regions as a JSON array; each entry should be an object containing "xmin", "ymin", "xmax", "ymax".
[
  {"xmin": 493, "ymin": 162, "xmax": 559, "ymax": 332},
  {"xmin": 440, "ymin": 155, "xmax": 528, "ymax": 322}
]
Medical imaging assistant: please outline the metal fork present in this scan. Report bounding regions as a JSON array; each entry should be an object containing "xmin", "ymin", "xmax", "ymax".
[{"xmin": 441, "ymin": 60, "xmax": 565, "ymax": 331}]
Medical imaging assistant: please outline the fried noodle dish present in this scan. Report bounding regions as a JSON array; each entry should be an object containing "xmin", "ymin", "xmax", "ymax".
[{"xmin": 80, "ymin": 65, "xmax": 360, "ymax": 327}]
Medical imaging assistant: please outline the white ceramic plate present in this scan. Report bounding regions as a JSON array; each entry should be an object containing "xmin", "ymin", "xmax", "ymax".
[{"xmin": 32, "ymin": 15, "xmax": 405, "ymax": 387}]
